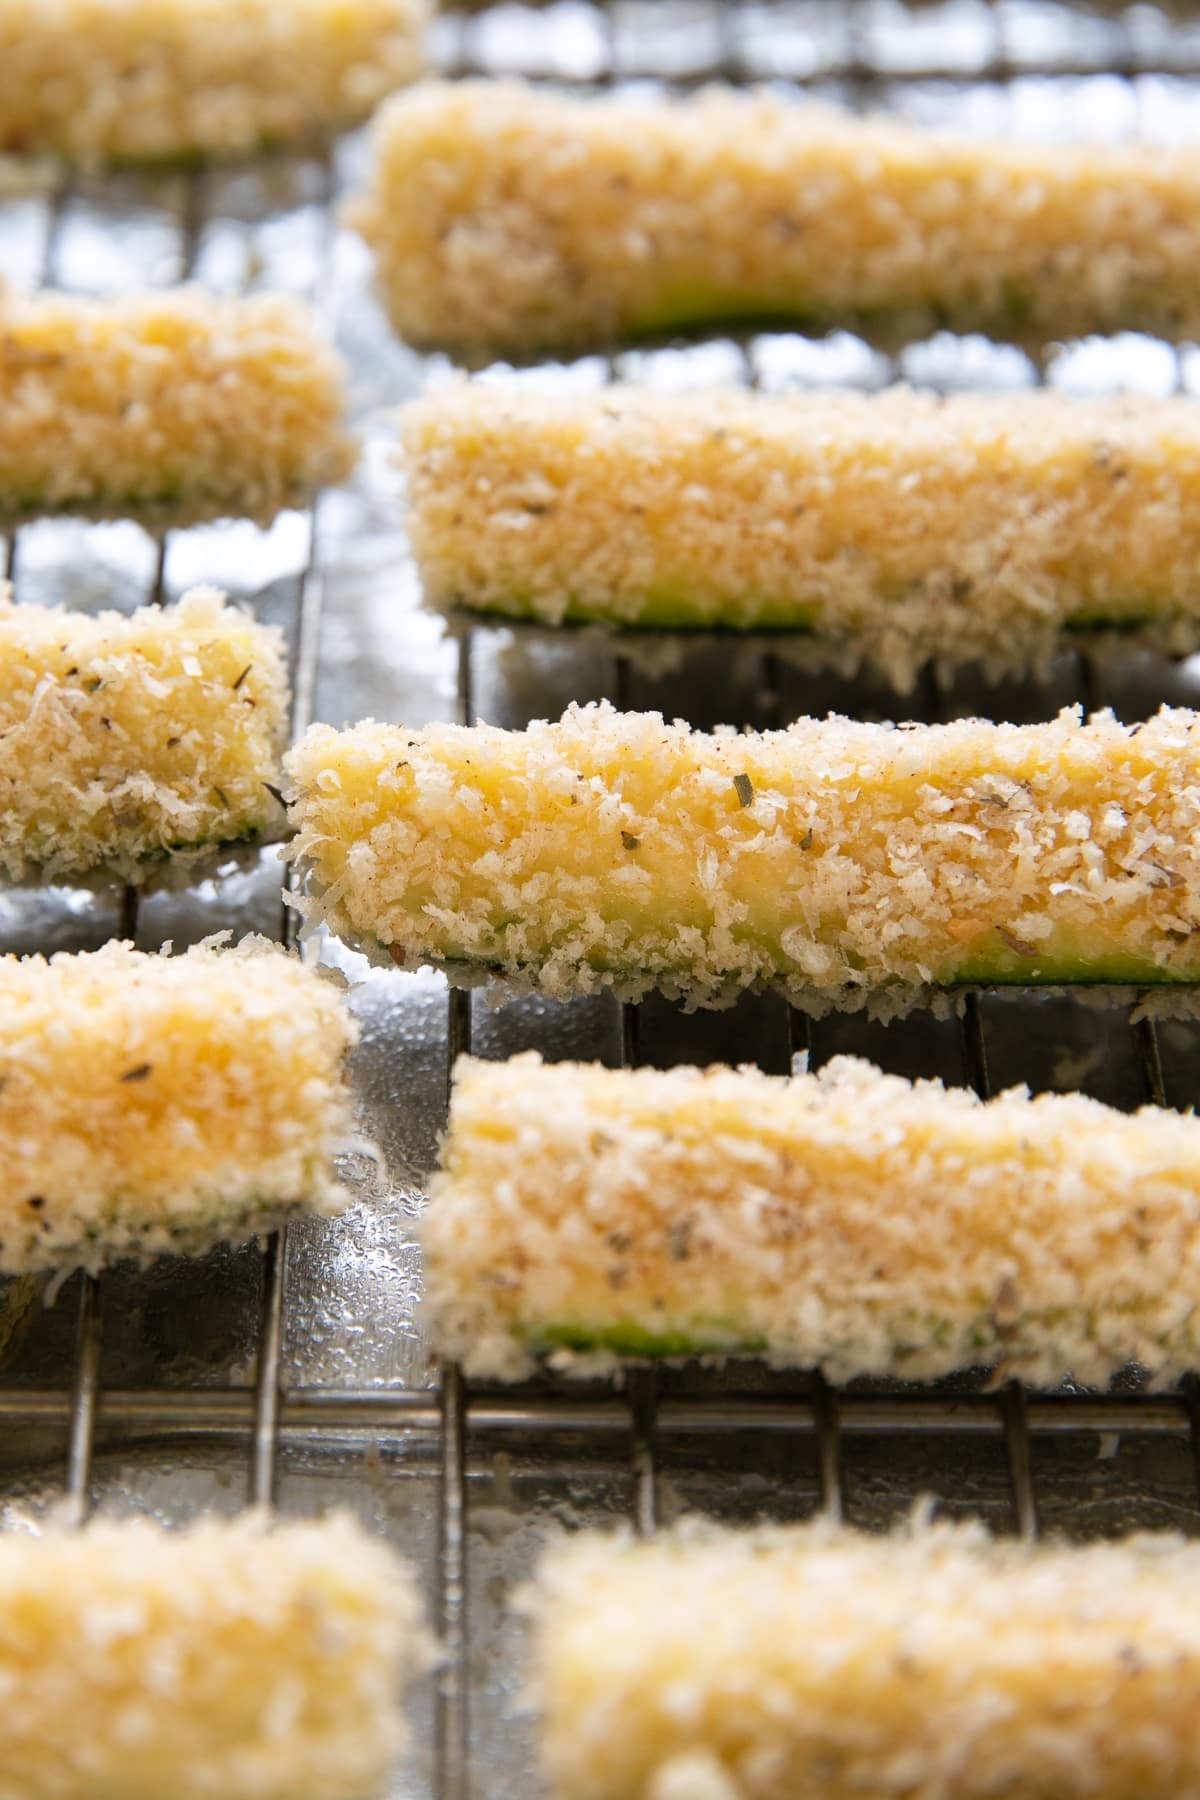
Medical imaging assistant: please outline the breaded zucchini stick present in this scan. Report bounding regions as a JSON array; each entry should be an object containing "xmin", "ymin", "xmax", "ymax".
[
  {"xmin": 285, "ymin": 701, "xmax": 1200, "ymax": 1010},
  {"xmin": 0, "ymin": 287, "xmax": 353, "ymax": 527},
  {"xmin": 424, "ymin": 1052, "xmax": 1200, "ymax": 1382},
  {"xmin": 0, "ymin": 586, "xmax": 288, "ymax": 881},
  {"xmin": 0, "ymin": 0, "xmax": 428, "ymax": 165},
  {"xmin": 351, "ymin": 80, "xmax": 1200, "ymax": 353},
  {"xmin": 0, "ymin": 937, "xmax": 357, "ymax": 1272},
  {"xmin": 527, "ymin": 1516, "xmax": 1200, "ymax": 1800},
  {"xmin": 0, "ymin": 1510, "xmax": 429, "ymax": 1800},
  {"xmin": 403, "ymin": 382, "xmax": 1200, "ymax": 688}
]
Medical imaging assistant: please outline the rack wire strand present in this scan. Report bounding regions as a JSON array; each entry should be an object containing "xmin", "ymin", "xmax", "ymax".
[
  {"xmin": 63, "ymin": 1277, "xmax": 103, "ymax": 1529},
  {"xmin": 437, "ymin": 1362, "xmax": 470, "ymax": 1800}
]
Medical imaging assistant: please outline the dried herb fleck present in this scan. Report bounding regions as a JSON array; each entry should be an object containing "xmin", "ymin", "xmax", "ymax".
[
  {"xmin": 232, "ymin": 664, "xmax": 253, "ymax": 691},
  {"xmin": 733, "ymin": 772, "xmax": 754, "ymax": 808},
  {"xmin": 666, "ymin": 1219, "xmax": 693, "ymax": 1262},
  {"xmin": 799, "ymin": 827, "xmax": 814, "ymax": 850},
  {"xmin": 120, "ymin": 1063, "xmax": 153, "ymax": 1083},
  {"xmin": 212, "ymin": 786, "xmax": 230, "ymax": 809},
  {"xmin": 262, "ymin": 781, "xmax": 287, "ymax": 809},
  {"xmin": 621, "ymin": 830, "xmax": 641, "ymax": 851}
]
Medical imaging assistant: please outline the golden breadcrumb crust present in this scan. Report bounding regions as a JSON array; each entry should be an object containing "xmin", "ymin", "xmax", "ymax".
[
  {"xmin": 0, "ymin": 937, "xmax": 357, "ymax": 1273},
  {"xmin": 285, "ymin": 701, "xmax": 1200, "ymax": 1012},
  {"xmin": 0, "ymin": 0, "xmax": 428, "ymax": 165},
  {"xmin": 0, "ymin": 585, "xmax": 288, "ymax": 881},
  {"xmin": 352, "ymin": 79, "xmax": 1200, "ymax": 352},
  {"xmin": 527, "ymin": 1515, "xmax": 1200, "ymax": 1800},
  {"xmin": 0, "ymin": 1509, "xmax": 430, "ymax": 1800},
  {"xmin": 402, "ymin": 380, "xmax": 1200, "ymax": 691},
  {"xmin": 0, "ymin": 286, "xmax": 353, "ymax": 527},
  {"xmin": 424, "ymin": 1052, "xmax": 1200, "ymax": 1383}
]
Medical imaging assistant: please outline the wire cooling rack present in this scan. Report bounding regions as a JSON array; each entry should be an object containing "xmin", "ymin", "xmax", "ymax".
[{"xmin": 5, "ymin": 4, "xmax": 1200, "ymax": 1794}]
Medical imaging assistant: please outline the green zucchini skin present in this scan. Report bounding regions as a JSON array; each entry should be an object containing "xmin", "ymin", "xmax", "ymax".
[
  {"xmin": 418, "ymin": 947, "xmax": 1195, "ymax": 994},
  {"xmin": 448, "ymin": 588, "xmax": 820, "ymax": 632},
  {"xmin": 537, "ymin": 1321, "xmax": 768, "ymax": 1359},
  {"xmin": 620, "ymin": 279, "xmax": 1081, "ymax": 352},
  {"xmin": 532, "ymin": 1307, "xmax": 1184, "ymax": 1370},
  {"xmin": 449, "ymin": 590, "xmax": 1175, "ymax": 637}
]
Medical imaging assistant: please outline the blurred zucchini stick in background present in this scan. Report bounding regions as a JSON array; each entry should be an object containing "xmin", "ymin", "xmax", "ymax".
[
  {"xmin": 0, "ymin": 587, "xmax": 288, "ymax": 881},
  {"xmin": 424, "ymin": 1051, "xmax": 1200, "ymax": 1382},
  {"xmin": 352, "ymin": 79, "xmax": 1200, "ymax": 353},
  {"xmin": 403, "ymin": 381, "xmax": 1200, "ymax": 691},
  {"xmin": 286, "ymin": 701, "xmax": 1200, "ymax": 1011},
  {"xmin": 0, "ymin": 0, "xmax": 429, "ymax": 164},
  {"xmin": 0, "ymin": 937, "xmax": 357, "ymax": 1273},
  {"xmin": 527, "ymin": 1517, "xmax": 1200, "ymax": 1800},
  {"xmin": 0, "ymin": 1511, "xmax": 429, "ymax": 1800},
  {"xmin": 0, "ymin": 287, "xmax": 353, "ymax": 527}
]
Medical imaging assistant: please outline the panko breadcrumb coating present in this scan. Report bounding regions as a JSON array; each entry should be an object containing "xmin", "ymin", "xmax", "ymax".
[
  {"xmin": 425, "ymin": 1052, "xmax": 1200, "ymax": 1383},
  {"xmin": 285, "ymin": 701, "xmax": 1200, "ymax": 1012},
  {"xmin": 0, "ymin": 0, "xmax": 429, "ymax": 165},
  {"xmin": 527, "ymin": 1515, "xmax": 1200, "ymax": 1800},
  {"xmin": 0, "ymin": 586, "xmax": 288, "ymax": 882},
  {"xmin": 351, "ymin": 79, "xmax": 1200, "ymax": 353},
  {"xmin": 0, "ymin": 286, "xmax": 353, "ymax": 528},
  {"xmin": 0, "ymin": 1510, "xmax": 430, "ymax": 1800},
  {"xmin": 0, "ymin": 937, "xmax": 357, "ymax": 1273},
  {"xmin": 403, "ymin": 381, "xmax": 1200, "ymax": 690}
]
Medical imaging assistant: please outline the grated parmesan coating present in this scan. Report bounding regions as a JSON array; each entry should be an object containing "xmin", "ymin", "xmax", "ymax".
[
  {"xmin": 0, "ymin": 285, "xmax": 353, "ymax": 528},
  {"xmin": 0, "ymin": 585, "xmax": 289, "ymax": 881},
  {"xmin": 351, "ymin": 79, "xmax": 1200, "ymax": 354},
  {"xmin": 424, "ymin": 1052, "xmax": 1200, "ymax": 1384},
  {"xmin": 285, "ymin": 701, "xmax": 1200, "ymax": 1012},
  {"xmin": 0, "ymin": 1509, "xmax": 430, "ymax": 1800},
  {"xmin": 402, "ymin": 381, "xmax": 1200, "ymax": 692},
  {"xmin": 0, "ymin": 0, "xmax": 428, "ymax": 166},
  {"xmin": 0, "ymin": 936, "xmax": 358, "ymax": 1274},
  {"xmin": 526, "ymin": 1513, "xmax": 1200, "ymax": 1800}
]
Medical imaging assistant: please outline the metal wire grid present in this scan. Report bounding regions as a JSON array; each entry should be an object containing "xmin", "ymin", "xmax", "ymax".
[
  {"xmin": 3, "ymin": 4, "xmax": 1200, "ymax": 1795},
  {"xmin": 0, "ymin": 146, "xmax": 339, "ymax": 1526}
]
